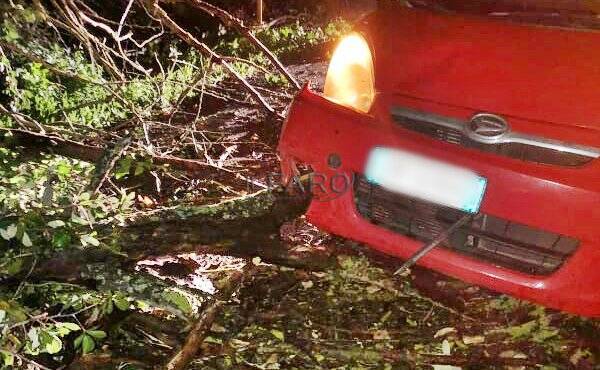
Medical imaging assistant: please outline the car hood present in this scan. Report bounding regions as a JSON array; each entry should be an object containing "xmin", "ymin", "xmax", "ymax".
[{"xmin": 362, "ymin": 5, "xmax": 600, "ymax": 131}]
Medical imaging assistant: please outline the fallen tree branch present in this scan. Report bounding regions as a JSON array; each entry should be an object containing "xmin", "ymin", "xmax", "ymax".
[
  {"xmin": 89, "ymin": 137, "xmax": 132, "ymax": 195},
  {"xmin": 144, "ymin": 0, "xmax": 282, "ymax": 118},
  {"xmin": 33, "ymin": 187, "xmax": 319, "ymax": 282},
  {"xmin": 4, "ymin": 128, "xmax": 104, "ymax": 163},
  {"xmin": 165, "ymin": 0, "xmax": 301, "ymax": 89},
  {"xmin": 4, "ymin": 128, "xmax": 265, "ymax": 188},
  {"xmin": 165, "ymin": 261, "xmax": 257, "ymax": 370},
  {"xmin": 0, "ymin": 103, "xmax": 46, "ymax": 133}
]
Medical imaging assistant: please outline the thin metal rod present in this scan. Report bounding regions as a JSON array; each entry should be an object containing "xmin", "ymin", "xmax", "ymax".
[{"xmin": 394, "ymin": 213, "xmax": 474, "ymax": 275}]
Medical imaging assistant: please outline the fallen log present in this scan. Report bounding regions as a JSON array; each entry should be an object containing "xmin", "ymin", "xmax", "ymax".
[
  {"xmin": 82, "ymin": 264, "xmax": 211, "ymax": 319},
  {"xmin": 6, "ymin": 125, "xmax": 330, "ymax": 283},
  {"xmin": 33, "ymin": 187, "xmax": 330, "ymax": 283}
]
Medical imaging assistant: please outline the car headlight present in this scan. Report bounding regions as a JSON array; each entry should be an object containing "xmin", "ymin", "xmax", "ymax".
[{"xmin": 324, "ymin": 33, "xmax": 375, "ymax": 113}]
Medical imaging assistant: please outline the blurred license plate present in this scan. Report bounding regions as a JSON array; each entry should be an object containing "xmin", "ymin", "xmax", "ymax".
[{"xmin": 364, "ymin": 147, "xmax": 487, "ymax": 213}]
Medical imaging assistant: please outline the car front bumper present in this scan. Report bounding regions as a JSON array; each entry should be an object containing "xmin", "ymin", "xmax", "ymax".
[{"xmin": 278, "ymin": 86, "xmax": 600, "ymax": 317}]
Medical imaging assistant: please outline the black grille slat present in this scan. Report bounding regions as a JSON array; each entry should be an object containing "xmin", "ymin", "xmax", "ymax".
[
  {"xmin": 393, "ymin": 111, "xmax": 594, "ymax": 167},
  {"xmin": 354, "ymin": 176, "xmax": 579, "ymax": 275}
]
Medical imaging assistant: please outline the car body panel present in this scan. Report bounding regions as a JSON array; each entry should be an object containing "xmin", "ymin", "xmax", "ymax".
[
  {"xmin": 361, "ymin": 5, "xmax": 600, "ymax": 130},
  {"xmin": 278, "ymin": 5, "xmax": 600, "ymax": 316}
]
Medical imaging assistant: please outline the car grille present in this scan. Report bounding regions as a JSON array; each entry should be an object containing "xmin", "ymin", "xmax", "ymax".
[
  {"xmin": 392, "ymin": 107, "xmax": 598, "ymax": 167},
  {"xmin": 354, "ymin": 176, "xmax": 579, "ymax": 275}
]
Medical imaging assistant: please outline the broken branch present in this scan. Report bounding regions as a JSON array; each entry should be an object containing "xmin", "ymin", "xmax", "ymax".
[
  {"xmin": 167, "ymin": 0, "xmax": 300, "ymax": 89},
  {"xmin": 165, "ymin": 261, "xmax": 257, "ymax": 370},
  {"xmin": 145, "ymin": 0, "xmax": 282, "ymax": 118}
]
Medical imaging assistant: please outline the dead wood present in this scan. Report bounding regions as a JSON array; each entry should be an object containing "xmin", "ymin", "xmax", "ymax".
[
  {"xmin": 32, "ymin": 187, "xmax": 325, "ymax": 283},
  {"xmin": 164, "ymin": 261, "xmax": 257, "ymax": 370},
  {"xmin": 5, "ymin": 127, "xmax": 258, "ymax": 185}
]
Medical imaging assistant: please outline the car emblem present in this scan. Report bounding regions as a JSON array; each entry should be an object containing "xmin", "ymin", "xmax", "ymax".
[{"xmin": 466, "ymin": 113, "xmax": 510, "ymax": 142}]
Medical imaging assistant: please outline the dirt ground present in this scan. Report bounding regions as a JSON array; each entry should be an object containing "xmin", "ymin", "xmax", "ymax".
[{"xmin": 116, "ymin": 226, "xmax": 600, "ymax": 369}]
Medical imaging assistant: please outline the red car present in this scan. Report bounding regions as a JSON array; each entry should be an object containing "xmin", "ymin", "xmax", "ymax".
[{"xmin": 278, "ymin": 0, "xmax": 600, "ymax": 316}]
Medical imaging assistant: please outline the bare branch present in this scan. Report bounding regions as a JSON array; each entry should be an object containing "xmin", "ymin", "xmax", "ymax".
[
  {"xmin": 144, "ymin": 0, "xmax": 282, "ymax": 118},
  {"xmin": 165, "ymin": 0, "xmax": 300, "ymax": 89},
  {"xmin": 0, "ymin": 103, "xmax": 46, "ymax": 133}
]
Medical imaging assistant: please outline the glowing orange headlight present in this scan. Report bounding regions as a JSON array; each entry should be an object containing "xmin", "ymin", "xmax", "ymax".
[{"xmin": 324, "ymin": 33, "xmax": 375, "ymax": 113}]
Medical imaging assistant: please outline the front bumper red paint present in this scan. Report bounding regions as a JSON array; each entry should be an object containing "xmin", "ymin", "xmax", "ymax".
[{"xmin": 278, "ymin": 87, "xmax": 600, "ymax": 317}]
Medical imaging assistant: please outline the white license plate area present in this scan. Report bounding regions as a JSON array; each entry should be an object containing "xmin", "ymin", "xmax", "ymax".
[{"xmin": 364, "ymin": 147, "xmax": 487, "ymax": 213}]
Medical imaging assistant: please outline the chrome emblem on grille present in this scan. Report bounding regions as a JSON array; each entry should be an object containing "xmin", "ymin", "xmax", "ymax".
[{"xmin": 466, "ymin": 113, "xmax": 509, "ymax": 143}]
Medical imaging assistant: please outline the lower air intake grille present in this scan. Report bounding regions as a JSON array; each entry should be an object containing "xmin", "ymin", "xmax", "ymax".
[{"xmin": 354, "ymin": 176, "xmax": 579, "ymax": 275}]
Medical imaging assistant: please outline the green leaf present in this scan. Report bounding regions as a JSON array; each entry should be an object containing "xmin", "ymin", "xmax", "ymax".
[
  {"xmin": 56, "ymin": 322, "xmax": 81, "ymax": 332},
  {"xmin": 73, "ymin": 334, "xmax": 84, "ymax": 349},
  {"xmin": 270, "ymin": 329, "xmax": 285, "ymax": 341},
  {"xmin": 133, "ymin": 160, "xmax": 151, "ymax": 176},
  {"xmin": 71, "ymin": 214, "xmax": 88, "ymax": 225},
  {"xmin": 162, "ymin": 290, "xmax": 193, "ymax": 314},
  {"xmin": 81, "ymin": 334, "xmax": 95, "ymax": 354},
  {"xmin": 104, "ymin": 298, "xmax": 114, "ymax": 315},
  {"xmin": 80, "ymin": 233, "xmax": 100, "ymax": 247},
  {"xmin": 532, "ymin": 327, "xmax": 559, "ymax": 343},
  {"xmin": 0, "ymin": 224, "xmax": 17, "ymax": 240},
  {"xmin": 4, "ymin": 258, "xmax": 23, "ymax": 276},
  {"xmin": 115, "ymin": 157, "xmax": 133, "ymax": 180},
  {"xmin": 21, "ymin": 232, "xmax": 32, "ymax": 247},
  {"xmin": 113, "ymin": 294, "xmax": 130, "ymax": 311},
  {"xmin": 0, "ymin": 350, "xmax": 14, "ymax": 366},
  {"xmin": 56, "ymin": 162, "xmax": 71, "ymax": 177},
  {"xmin": 52, "ymin": 230, "xmax": 72, "ymax": 249},
  {"xmin": 203, "ymin": 336, "xmax": 223, "ymax": 344},
  {"xmin": 44, "ymin": 334, "xmax": 62, "ymax": 354},
  {"xmin": 134, "ymin": 164, "xmax": 145, "ymax": 176},
  {"xmin": 47, "ymin": 220, "xmax": 66, "ymax": 228},
  {"xmin": 2, "ymin": 21, "xmax": 20, "ymax": 42},
  {"xmin": 87, "ymin": 330, "xmax": 106, "ymax": 340},
  {"xmin": 505, "ymin": 320, "xmax": 537, "ymax": 340}
]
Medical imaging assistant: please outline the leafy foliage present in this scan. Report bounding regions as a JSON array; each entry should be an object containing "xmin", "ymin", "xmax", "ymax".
[{"xmin": 2, "ymin": 1, "xmax": 597, "ymax": 369}]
